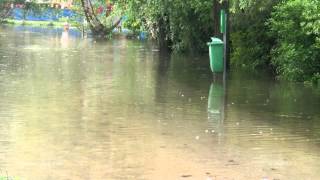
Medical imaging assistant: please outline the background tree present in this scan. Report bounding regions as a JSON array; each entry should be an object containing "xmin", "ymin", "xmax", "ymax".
[
  {"xmin": 229, "ymin": 0, "xmax": 279, "ymax": 69},
  {"xmin": 0, "ymin": 0, "xmax": 17, "ymax": 21},
  {"xmin": 117, "ymin": 0, "xmax": 214, "ymax": 53},
  {"xmin": 269, "ymin": 0, "xmax": 320, "ymax": 82},
  {"xmin": 78, "ymin": 0, "xmax": 121, "ymax": 37}
]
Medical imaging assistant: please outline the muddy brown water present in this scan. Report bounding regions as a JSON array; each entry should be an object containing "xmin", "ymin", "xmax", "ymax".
[{"xmin": 0, "ymin": 25, "xmax": 320, "ymax": 180}]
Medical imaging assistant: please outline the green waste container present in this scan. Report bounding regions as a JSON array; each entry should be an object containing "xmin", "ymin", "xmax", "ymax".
[{"xmin": 207, "ymin": 37, "xmax": 224, "ymax": 73}]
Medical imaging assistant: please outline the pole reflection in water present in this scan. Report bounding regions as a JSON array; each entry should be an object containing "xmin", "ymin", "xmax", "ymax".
[{"xmin": 207, "ymin": 79, "xmax": 225, "ymax": 143}]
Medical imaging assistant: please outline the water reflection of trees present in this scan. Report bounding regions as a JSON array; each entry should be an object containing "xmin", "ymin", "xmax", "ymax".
[{"xmin": 226, "ymin": 70, "xmax": 320, "ymax": 142}]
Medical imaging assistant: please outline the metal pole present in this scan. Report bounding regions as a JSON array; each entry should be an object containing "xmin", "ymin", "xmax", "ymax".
[
  {"xmin": 223, "ymin": 11, "xmax": 227, "ymax": 83},
  {"xmin": 222, "ymin": 1, "xmax": 228, "ymax": 130}
]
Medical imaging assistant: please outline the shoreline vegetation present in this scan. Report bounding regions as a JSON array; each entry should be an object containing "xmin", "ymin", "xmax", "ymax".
[
  {"xmin": 0, "ymin": 0, "xmax": 319, "ymax": 84},
  {"xmin": 0, "ymin": 18, "xmax": 141, "ymax": 39},
  {"xmin": 0, "ymin": 171, "xmax": 19, "ymax": 180},
  {"xmin": 1, "ymin": 19, "xmax": 73, "ymax": 27}
]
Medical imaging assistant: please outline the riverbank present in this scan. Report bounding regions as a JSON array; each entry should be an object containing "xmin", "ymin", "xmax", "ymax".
[
  {"xmin": 1, "ymin": 19, "xmax": 77, "ymax": 28},
  {"xmin": 0, "ymin": 21, "xmax": 146, "ymax": 41},
  {"xmin": 1, "ymin": 19, "xmax": 147, "ymax": 40}
]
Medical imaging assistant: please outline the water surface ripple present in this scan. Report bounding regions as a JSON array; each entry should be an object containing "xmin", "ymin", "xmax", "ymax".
[{"xmin": 0, "ymin": 26, "xmax": 320, "ymax": 180}]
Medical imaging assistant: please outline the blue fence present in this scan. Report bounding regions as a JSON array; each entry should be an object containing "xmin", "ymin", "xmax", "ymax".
[{"xmin": 11, "ymin": 8, "xmax": 76, "ymax": 21}]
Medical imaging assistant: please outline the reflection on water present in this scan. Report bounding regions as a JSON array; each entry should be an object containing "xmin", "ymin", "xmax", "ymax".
[
  {"xmin": 208, "ymin": 81, "xmax": 225, "ymax": 141},
  {"xmin": 0, "ymin": 25, "xmax": 320, "ymax": 179},
  {"xmin": 60, "ymin": 31, "xmax": 69, "ymax": 48}
]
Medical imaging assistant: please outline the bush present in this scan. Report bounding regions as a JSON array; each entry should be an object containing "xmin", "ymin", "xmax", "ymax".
[
  {"xmin": 119, "ymin": 0, "xmax": 214, "ymax": 53},
  {"xmin": 229, "ymin": 0, "xmax": 278, "ymax": 70},
  {"xmin": 269, "ymin": 0, "xmax": 320, "ymax": 83}
]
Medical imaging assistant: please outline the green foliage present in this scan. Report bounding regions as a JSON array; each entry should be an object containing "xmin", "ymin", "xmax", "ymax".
[
  {"xmin": 0, "ymin": 0, "xmax": 14, "ymax": 20},
  {"xmin": 117, "ymin": 0, "xmax": 214, "ymax": 53},
  {"xmin": 230, "ymin": 0, "xmax": 278, "ymax": 69},
  {"xmin": 23, "ymin": 2, "xmax": 44, "ymax": 19},
  {"xmin": 230, "ymin": 0, "xmax": 320, "ymax": 83},
  {"xmin": 169, "ymin": 0, "xmax": 214, "ymax": 52},
  {"xmin": 269, "ymin": 0, "xmax": 320, "ymax": 83},
  {"xmin": 0, "ymin": 0, "xmax": 48, "ymax": 20},
  {"xmin": 0, "ymin": 174, "xmax": 20, "ymax": 180}
]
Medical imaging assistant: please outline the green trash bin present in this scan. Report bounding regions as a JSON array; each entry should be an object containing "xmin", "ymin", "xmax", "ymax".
[{"xmin": 207, "ymin": 37, "xmax": 224, "ymax": 73}]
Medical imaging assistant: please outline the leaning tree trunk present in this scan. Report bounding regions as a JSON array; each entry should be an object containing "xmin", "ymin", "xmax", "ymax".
[{"xmin": 80, "ymin": 0, "xmax": 121, "ymax": 37}]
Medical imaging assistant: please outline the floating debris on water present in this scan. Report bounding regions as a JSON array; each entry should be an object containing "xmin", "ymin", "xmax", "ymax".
[
  {"xmin": 181, "ymin": 175, "xmax": 192, "ymax": 178},
  {"xmin": 226, "ymin": 159, "xmax": 239, "ymax": 166}
]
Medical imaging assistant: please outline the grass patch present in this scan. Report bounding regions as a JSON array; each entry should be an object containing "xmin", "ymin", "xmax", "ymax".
[
  {"xmin": 2, "ymin": 19, "xmax": 78, "ymax": 28},
  {"xmin": 0, "ymin": 175, "xmax": 19, "ymax": 180},
  {"xmin": 0, "ymin": 170, "xmax": 20, "ymax": 180}
]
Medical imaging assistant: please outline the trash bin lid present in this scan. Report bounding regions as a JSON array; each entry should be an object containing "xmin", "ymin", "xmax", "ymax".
[{"xmin": 210, "ymin": 37, "xmax": 223, "ymax": 44}]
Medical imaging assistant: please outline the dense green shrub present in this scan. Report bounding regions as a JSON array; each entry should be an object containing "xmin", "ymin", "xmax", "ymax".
[
  {"xmin": 118, "ymin": 0, "xmax": 214, "ymax": 53},
  {"xmin": 269, "ymin": 0, "xmax": 320, "ymax": 83},
  {"xmin": 229, "ymin": 0, "xmax": 278, "ymax": 69}
]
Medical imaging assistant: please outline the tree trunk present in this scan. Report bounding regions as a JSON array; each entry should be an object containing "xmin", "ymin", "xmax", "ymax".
[
  {"xmin": 212, "ymin": 0, "xmax": 222, "ymax": 38},
  {"xmin": 221, "ymin": 0, "xmax": 230, "ymax": 69},
  {"xmin": 158, "ymin": 16, "xmax": 169, "ymax": 51},
  {"xmin": 80, "ymin": 0, "xmax": 120, "ymax": 37}
]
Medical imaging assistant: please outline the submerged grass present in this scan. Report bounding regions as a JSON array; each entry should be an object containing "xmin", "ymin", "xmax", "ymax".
[
  {"xmin": 0, "ymin": 170, "xmax": 19, "ymax": 180},
  {"xmin": 0, "ymin": 175, "xmax": 19, "ymax": 180},
  {"xmin": 2, "ymin": 19, "xmax": 77, "ymax": 28}
]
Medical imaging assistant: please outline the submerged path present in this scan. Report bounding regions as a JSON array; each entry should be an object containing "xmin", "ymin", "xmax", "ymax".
[{"xmin": 0, "ymin": 26, "xmax": 320, "ymax": 179}]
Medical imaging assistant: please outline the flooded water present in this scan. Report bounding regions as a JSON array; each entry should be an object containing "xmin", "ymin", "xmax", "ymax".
[{"xmin": 0, "ymin": 25, "xmax": 320, "ymax": 180}]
